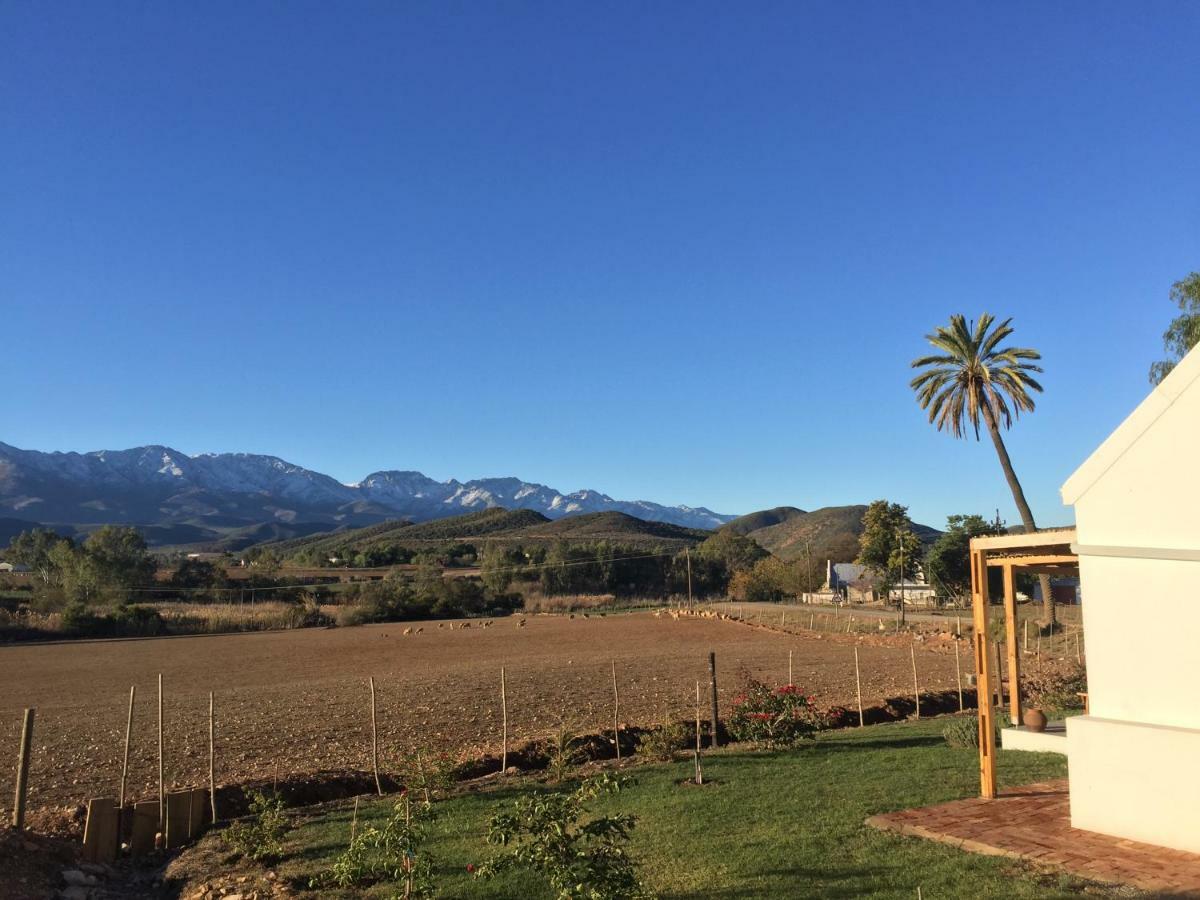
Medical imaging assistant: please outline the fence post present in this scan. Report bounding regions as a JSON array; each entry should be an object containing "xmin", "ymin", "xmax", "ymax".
[
  {"xmin": 854, "ymin": 647, "xmax": 864, "ymax": 727},
  {"xmin": 369, "ymin": 677, "xmax": 382, "ymax": 796},
  {"xmin": 708, "ymin": 651, "xmax": 720, "ymax": 748},
  {"xmin": 12, "ymin": 708, "xmax": 35, "ymax": 829},
  {"xmin": 500, "ymin": 666, "xmax": 509, "ymax": 773},
  {"xmin": 209, "ymin": 692, "xmax": 217, "ymax": 823},
  {"xmin": 611, "ymin": 661, "xmax": 621, "ymax": 761},
  {"xmin": 157, "ymin": 674, "xmax": 164, "ymax": 831},
  {"xmin": 910, "ymin": 644, "xmax": 921, "ymax": 719}
]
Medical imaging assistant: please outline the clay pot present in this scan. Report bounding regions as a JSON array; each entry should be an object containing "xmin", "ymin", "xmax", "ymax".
[{"xmin": 1023, "ymin": 708, "xmax": 1047, "ymax": 733}]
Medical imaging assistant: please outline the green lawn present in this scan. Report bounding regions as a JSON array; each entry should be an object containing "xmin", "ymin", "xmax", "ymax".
[{"xmin": 230, "ymin": 718, "xmax": 1135, "ymax": 899}]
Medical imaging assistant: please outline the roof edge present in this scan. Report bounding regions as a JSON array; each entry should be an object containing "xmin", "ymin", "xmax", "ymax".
[{"xmin": 1061, "ymin": 344, "xmax": 1200, "ymax": 506}]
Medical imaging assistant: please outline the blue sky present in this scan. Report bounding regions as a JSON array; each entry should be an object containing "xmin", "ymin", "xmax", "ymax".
[{"xmin": 2, "ymin": 2, "xmax": 1197, "ymax": 528}]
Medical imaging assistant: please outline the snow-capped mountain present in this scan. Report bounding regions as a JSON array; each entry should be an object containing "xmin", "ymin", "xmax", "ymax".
[{"xmin": 0, "ymin": 442, "xmax": 735, "ymax": 541}]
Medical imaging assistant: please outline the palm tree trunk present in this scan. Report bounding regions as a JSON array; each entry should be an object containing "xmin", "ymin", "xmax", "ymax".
[{"xmin": 981, "ymin": 405, "xmax": 1056, "ymax": 626}]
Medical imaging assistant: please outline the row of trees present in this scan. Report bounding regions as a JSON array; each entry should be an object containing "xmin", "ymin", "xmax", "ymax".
[
  {"xmin": 478, "ymin": 529, "xmax": 771, "ymax": 600},
  {"xmin": 6, "ymin": 526, "xmax": 156, "ymax": 606}
]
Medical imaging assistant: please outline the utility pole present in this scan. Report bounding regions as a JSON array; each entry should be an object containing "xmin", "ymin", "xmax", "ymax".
[{"xmin": 685, "ymin": 548, "xmax": 693, "ymax": 607}]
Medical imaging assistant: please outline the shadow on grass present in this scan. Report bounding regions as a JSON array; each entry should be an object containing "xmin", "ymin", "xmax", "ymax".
[{"xmin": 657, "ymin": 865, "xmax": 881, "ymax": 900}]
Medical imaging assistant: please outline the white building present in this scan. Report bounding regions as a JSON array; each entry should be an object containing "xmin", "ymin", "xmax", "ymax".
[{"xmin": 1060, "ymin": 343, "xmax": 1200, "ymax": 853}]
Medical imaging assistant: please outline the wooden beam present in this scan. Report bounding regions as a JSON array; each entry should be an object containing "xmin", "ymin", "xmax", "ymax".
[
  {"xmin": 984, "ymin": 554, "xmax": 1079, "ymax": 568},
  {"xmin": 971, "ymin": 547, "xmax": 997, "ymax": 799},
  {"xmin": 1003, "ymin": 564, "xmax": 1022, "ymax": 726},
  {"xmin": 970, "ymin": 529, "xmax": 1076, "ymax": 552}
]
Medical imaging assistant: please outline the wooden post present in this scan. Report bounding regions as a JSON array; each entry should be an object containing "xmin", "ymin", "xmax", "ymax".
[
  {"xmin": 1003, "ymin": 564, "xmax": 1022, "ymax": 725},
  {"xmin": 910, "ymin": 643, "xmax": 920, "ymax": 719},
  {"xmin": 82, "ymin": 798, "xmax": 119, "ymax": 862},
  {"xmin": 788, "ymin": 649, "xmax": 793, "ymax": 686},
  {"xmin": 810, "ymin": 612, "xmax": 815, "ymax": 630},
  {"xmin": 119, "ymin": 686, "xmax": 135, "ymax": 811},
  {"xmin": 956, "ymin": 615, "xmax": 961, "ymax": 637},
  {"xmin": 11, "ymin": 708, "xmax": 35, "ymax": 829},
  {"xmin": 993, "ymin": 640, "xmax": 1005, "ymax": 708},
  {"xmin": 970, "ymin": 545, "xmax": 997, "ymax": 799},
  {"xmin": 954, "ymin": 638, "xmax": 964, "ymax": 712},
  {"xmin": 1024, "ymin": 617, "xmax": 1029, "ymax": 652},
  {"xmin": 208, "ymin": 691, "xmax": 217, "ymax": 823},
  {"xmin": 157, "ymin": 673, "xmax": 164, "ymax": 830},
  {"xmin": 1076, "ymin": 630, "xmax": 1082, "ymax": 665},
  {"xmin": 611, "ymin": 660, "xmax": 621, "ymax": 761},
  {"xmin": 708, "ymin": 651, "xmax": 720, "ymax": 748},
  {"xmin": 369, "ymin": 677, "xmax": 382, "ymax": 796},
  {"xmin": 853, "ymin": 647, "xmax": 864, "ymax": 727},
  {"xmin": 693, "ymin": 681, "xmax": 703, "ymax": 785},
  {"xmin": 500, "ymin": 666, "xmax": 509, "ymax": 773}
]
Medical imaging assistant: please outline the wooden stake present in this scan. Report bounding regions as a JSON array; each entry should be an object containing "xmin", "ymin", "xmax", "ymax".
[
  {"xmin": 810, "ymin": 612, "xmax": 815, "ymax": 630},
  {"xmin": 208, "ymin": 692, "xmax": 217, "ymax": 823},
  {"xmin": 12, "ymin": 708, "xmax": 34, "ymax": 830},
  {"xmin": 910, "ymin": 644, "xmax": 920, "ymax": 719},
  {"xmin": 500, "ymin": 666, "xmax": 509, "ymax": 774},
  {"xmin": 369, "ymin": 677, "xmax": 382, "ymax": 796},
  {"xmin": 611, "ymin": 660, "xmax": 621, "ymax": 761},
  {"xmin": 1076, "ymin": 630, "xmax": 1082, "ymax": 665},
  {"xmin": 350, "ymin": 796, "xmax": 360, "ymax": 845},
  {"xmin": 956, "ymin": 615, "xmax": 961, "ymax": 637},
  {"xmin": 788, "ymin": 649, "xmax": 793, "ymax": 686},
  {"xmin": 693, "ymin": 681, "xmax": 703, "ymax": 785},
  {"xmin": 708, "ymin": 651, "xmax": 720, "ymax": 748},
  {"xmin": 157, "ymin": 673, "xmax": 164, "ymax": 830},
  {"xmin": 853, "ymin": 647, "xmax": 864, "ymax": 727},
  {"xmin": 954, "ymin": 638, "xmax": 964, "ymax": 712},
  {"xmin": 120, "ymin": 686, "xmax": 135, "ymax": 810},
  {"xmin": 1024, "ymin": 617, "xmax": 1029, "ymax": 652}
]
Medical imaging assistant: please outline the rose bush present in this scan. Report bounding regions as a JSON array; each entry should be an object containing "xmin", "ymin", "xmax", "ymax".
[{"xmin": 728, "ymin": 679, "xmax": 836, "ymax": 748}]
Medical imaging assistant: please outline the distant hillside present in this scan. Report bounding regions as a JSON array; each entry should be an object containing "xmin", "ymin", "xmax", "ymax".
[
  {"xmin": 733, "ymin": 505, "xmax": 941, "ymax": 566},
  {"xmin": 721, "ymin": 507, "xmax": 807, "ymax": 536},
  {"xmin": 261, "ymin": 507, "xmax": 706, "ymax": 563},
  {"xmin": 520, "ymin": 511, "xmax": 709, "ymax": 544}
]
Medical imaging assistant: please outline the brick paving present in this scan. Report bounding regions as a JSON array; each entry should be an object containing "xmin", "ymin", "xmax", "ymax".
[{"xmin": 866, "ymin": 780, "xmax": 1200, "ymax": 896}]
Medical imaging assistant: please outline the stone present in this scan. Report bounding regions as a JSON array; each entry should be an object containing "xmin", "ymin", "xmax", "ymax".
[
  {"xmin": 58, "ymin": 888, "xmax": 89, "ymax": 900},
  {"xmin": 62, "ymin": 870, "xmax": 98, "ymax": 887}
]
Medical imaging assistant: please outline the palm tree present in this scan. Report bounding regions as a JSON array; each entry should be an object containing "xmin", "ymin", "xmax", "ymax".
[{"xmin": 910, "ymin": 314, "xmax": 1054, "ymax": 625}]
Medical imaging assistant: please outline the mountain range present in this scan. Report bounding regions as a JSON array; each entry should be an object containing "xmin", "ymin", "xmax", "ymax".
[{"xmin": 0, "ymin": 442, "xmax": 735, "ymax": 546}]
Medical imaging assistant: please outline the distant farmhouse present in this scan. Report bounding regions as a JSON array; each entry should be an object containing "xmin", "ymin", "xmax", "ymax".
[
  {"xmin": 813, "ymin": 560, "xmax": 935, "ymax": 605},
  {"xmin": 0, "ymin": 562, "xmax": 30, "ymax": 573}
]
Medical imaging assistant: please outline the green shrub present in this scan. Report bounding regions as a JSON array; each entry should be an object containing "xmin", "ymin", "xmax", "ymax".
[
  {"xmin": 223, "ymin": 790, "xmax": 287, "ymax": 863},
  {"xmin": 728, "ymin": 678, "xmax": 834, "ymax": 748},
  {"xmin": 475, "ymin": 773, "xmax": 650, "ymax": 900},
  {"xmin": 315, "ymin": 794, "xmax": 435, "ymax": 897},
  {"xmin": 637, "ymin": 722, "xmax": 687, "ymax": 762},
  {"xmin": 942, "ymin": 712, "xmax": 1012, "ymax": 749},
  {"xmin": 545, "ymin": 726, "xmax": 583, "ymax": 783}
]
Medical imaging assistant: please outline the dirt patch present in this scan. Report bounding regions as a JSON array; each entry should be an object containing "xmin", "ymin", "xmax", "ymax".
[{"xmin": 0, "ymin": 612, "xmax": 972, "ymax": 822}]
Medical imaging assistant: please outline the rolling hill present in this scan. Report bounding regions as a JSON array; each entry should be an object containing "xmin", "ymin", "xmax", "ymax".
[
  {"xmin": 262, "ymin": 508, "xmax": 707, "ymax": 562},
  {"xmin": 728, "ymin": 505, "xmax": 941, "ymax": 566},
  {"xmin": 721, "ymin": 506, "xmax": 807, "ymax": 536}
]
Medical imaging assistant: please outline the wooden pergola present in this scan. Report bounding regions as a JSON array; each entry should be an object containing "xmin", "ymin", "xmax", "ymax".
[{"xmin": 969, "ymin": 527, "xmax": 1079, "ymax": 799}]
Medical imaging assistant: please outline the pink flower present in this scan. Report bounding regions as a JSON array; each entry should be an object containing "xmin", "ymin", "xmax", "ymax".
[{"xmin": 467, "ymin": 864, "xmax": 476, "ymax": 874}]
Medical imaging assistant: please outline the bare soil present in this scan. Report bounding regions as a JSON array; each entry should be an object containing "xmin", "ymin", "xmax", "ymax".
[{"xmin": 0, "ymin": 611, "xmax": 971, "ymax": 822}]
